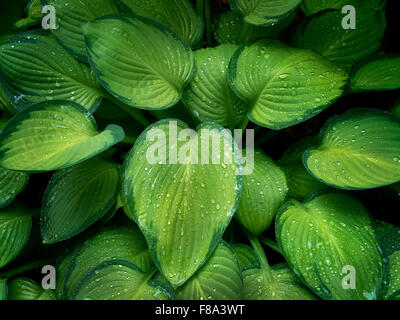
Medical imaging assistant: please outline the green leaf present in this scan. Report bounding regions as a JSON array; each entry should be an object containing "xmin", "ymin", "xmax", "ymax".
[
  {"xmin": 0, "ymin": 168, "xmax": 29, "ymax": 208},
  {"xmin": 229, "ymin": 0, "xmax": 302, "ymax": 26},
  {"xmin": 73, "ymin": 260, "xmax": 173, "ymax": 300},
  {"xmin": 351, "ymin": 57, "xmax": 400, "ymax": 92},
  {"xmin": 294, "ymin": 9, "xmax": 386, "ymax": 65},
  {"xmin": 228, "ymin": 39, "xmax": 348, "ymax": 130},
  {"xmin": 392, "ymin": 101, "xmax": 400, "ymax": 117},
  {"xmin": 41, "ymin": 158, "xmax": 120, "ymax": 244},
  {"xmin": 0, "ymin": 278, "xmax": 7, "ymax": 300},
  {"xmin": 278, "ymin": 137, "xmax": 331, "ymax": 199},
  {"xmin": 301, "ymin": 0, "xmax": 385, "ymax": 16},
  {"xmin": 236, "ymin": 150, "xmax": 287, "ymax": 235},
  {"xmin": 0, "ymin": 31, "xmax": 104, "ymax": 112},
  {"xmin": 45, "ymin": 0, "xmax": 119, "ymax": 61},
  {"xmin": 122, "ymin": 120, "xmax": 242, "ymax": 287},
  {"xmin": 175, "ymin": 241, "xmax": 244, "ymax": 300},
  {"xmin": 380, "ymin": 228, "xmax": 400, "ymax": 300},
  {"xmin": 375, "ymin": 220, "xmax": 398, "ymax": 239},
  {"xmin": 0, "ymin": 82, "xmax": 17, "ymax": 114},
  {"xmin": 58, "ymin": 224, "xmax": 153, "ymax": 299},
  {"xmin": 0, "ymin": 203, "xmax": 32, "ymax": 269},
  {"xmin": 213, "ymin": 10, "xmax": 294, "ymax": 45},
  {"xmin": 116, "ymin": 0, "xmax": 203, "ymax": 47},
  {"xmin": 232, "ymin": 243, "xmax": 260, "ymax": 270},
  {"xmin": 244, "ymin": 263, "xmax": 317, "ymax": 300},
  {"xmin": 276, "ymin": 193, "xmax": 383, "ymax": 300},
  {"xmin": 7, "ymin": 278, "xmax": 55, "ymax": 300},
  {"xmin": 84, "ymin": 14, "xmax": 195, "ymax": 110},
  {"xmin": 182, "ymin": 44, "xmax": 247, "ymax": 129},
  {"xmin": 303, "ymin": 108, "xmax": 400, "ymax": 190},
  {"xmin": 0, "ymin": 100, "xmax": 125, "ymax": 172}
]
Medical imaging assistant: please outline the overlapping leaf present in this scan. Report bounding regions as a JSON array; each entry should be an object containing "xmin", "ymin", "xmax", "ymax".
[
  {"xmin": 7, "ymin": 278, "xmax": 55, "ymax": 300},
  {"xmin": 122, "ymin": 120, "xmax": 242, "ymax": 287},
  {"xmin": 183, "ymin": 44, "xmax": 247, "ymax": 129},
  {"xmin": 0, "ymin": 101, "xmax": 125, "ymax": 172},
  {"xmin": 41, "ymin": 158, "xmax": 120, "ymax": 243},
  {"xmin": 0, "ymin": 203, "xmax": 32, "ymax": 269},
  {"xmin": 351, "ymin": 57, "xmax": 400, "ymax": 92},
  {"xmin": 303, "ymin": 109, "xmax": 400, "ymax": 190},
  {"xmin": 228, "ymin": 39, "xmax": 348, "ymax": 129},
  {"xmin": 0, "ymin": 31, "xmax": 104, "ymax": 112},
  {"xmin": 301, "ymin": 0, "xmax": 385, "ymax": 16},
  {"xmin": 232, "ymin": 244, "xmax": 260, "ymax": 270},
  {"xmin": 229, "ymin": 0, "xmax": 302, "ymax": 26},
  {"xmin": 45, "ymin": 0, "xmax": 119, "ymax": 61},
  {"xmin": 380, "ymin": 228, "xmax": 400, "ymax": 300},
  {"xmin": 276, "ymin": 193, "xmax": 383, "ymax": 300},
  {"xmin": 84, "ymin": 14, "xmax": 195, "ymax": 110},
  {"xmin": 236, "ymin": 150, "xmax": 287, "ymax": 235},
  {"xmin": 116, "ymin": 0, "xmax": 203, "ymax": 47}
]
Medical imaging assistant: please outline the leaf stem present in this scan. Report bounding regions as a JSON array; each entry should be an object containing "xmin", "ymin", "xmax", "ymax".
[
  {"xmin": 0, "ymin": 259, "xmax": 55, "ymax": 280},
  {"xmin": 239, "ymin": 117, "xmax": 249, "ymax": 132},
  {"xmin": 244, "ymin": 229, "xmax": 273, "ymax": 282},
  {"xmin": 196, "ymin": 0, "xmax": 204, "ymax": 17},
  {"xmin": 103, "ymin": 93, "xmax": 150, "ymax": 127},
  {"xmin": 204, "ymin": 0, "xmax": 213, "ymax": 47},
  {"xmin": 259, "ymin": 236, "xmax": 283, "ymax": 255},
  {"xmin": 13, "ymin": 17, "xmax": 38, "ymax": 30},
  {"xmin": 238, "ymin": 22, "xmax": 251, "ymax": 44}
]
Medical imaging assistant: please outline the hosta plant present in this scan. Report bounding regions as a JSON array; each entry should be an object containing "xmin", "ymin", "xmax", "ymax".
[{"xmin": 0, "ymin": 0, "xmax": 399, "ymax": 301}]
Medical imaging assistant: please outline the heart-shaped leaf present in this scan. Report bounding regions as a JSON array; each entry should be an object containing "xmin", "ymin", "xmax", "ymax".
[
  {"xmin": 228, "ymin": 39, "xmax": 348, "ymax": 129},
  {"xmin": 182, "ymin": 44, "xmax": 247, "ymax": 129},
  {"xmin": 122, "ymin": 120, "xmax": 242, "ymax": 287},
  {"xmin": 41, "ymin": 158, "xmax": 120, "ymax": 244},
  {"xmin": 236, "ymin": 150, "xmax": 288, "ymax": 235},
  {"xmin": 294, "ymin": 9, "xmax": 386, "ymax": 65},
  {"xmin": 72, "ymin": 260, "xmax": 173, "ymax": 300},
  {"xmin": 303, "ymin": 108, "xmax": 400, "ymax": 190},
  {"xmin": 229, "ymin": 0, "xmax": 302, "ymax": 26},
  {"xmin": 45, "ymin": 0, "xmax": 119, "ymax": 61},
  {"xmin": 84, "ymin": 14, "xmax": 195, "ymax": 110},
  {"xmin": 301, "ymin": 0, "xmax": 385, "ymax": 16},
  {"xmin": 0, "ymin": 31, "xmax": 104, "ymax": 112},
  {"xmin": 7, "ymin": 278, "xmax": 56, "ymax": 300},
  {"xmin": 244, "ymin": 263, "xmax": 317, "ymax": 300},
  {"xmin": 58, "ymin": 224, "xmax": 153, "ymax": 299},
  {"xmin": 276, "ymin": 193, "xmax": 383, "ymax": 300},
  {"xmin": 0, "ymin": 203, "xmax": 32, "ymax": 268},
  {"xmin": 351, "ymin": 57, "xmax": 400, "ymax": 92},
  {"xmin": 0, "ymin": 100, "xmax": 125, "ymax": 172},
  {"xmin": 380, "ymin": 228, "xmax": 400, "ymax": 300},
  {"xmin": 213, "ymin": 10, "xmax": 294, "ymax": 45},
  {"xmin": 175, "ymin": 241, "xmax": 244, "ymax": 300},
  {"xmin": 116, "ymin": 0, "xmax": 203, "ymax": 47},
  {"xmin": 232, "ymin": 243, "xmax": 260, "ymax": 270},
  {"xmin": 278, "ymin": 137, "xmax": 331, "ymax": 199}
]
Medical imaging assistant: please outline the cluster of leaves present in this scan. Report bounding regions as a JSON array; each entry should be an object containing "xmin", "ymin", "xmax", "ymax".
[{"xmin": 0, "ymin": 0, "xmax": 399, "ymax": 300}]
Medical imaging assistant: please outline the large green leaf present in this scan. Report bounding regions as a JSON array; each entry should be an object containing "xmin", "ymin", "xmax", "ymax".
[
  {"xmin": 351, "ymin": 57, "xmax": 400, "ymax": 92},
  {"xmin": 229, "ymin": 0, "xmax": 302, "ymax": 26},
  {"xmin": 232, "ymin": 243, "xmax": 260, "ymax": 270},
  {"xmin": 303, "ymin": 108, "xmax": 400, "ymax": 190},
  {"xmin": 57, "ymin": 224, "xmax": 153, "ymax": 299},
  {"xmin": 0, "ymin": 100, "xmax": 125, "ymax": 172},
  {"xmin": 0, "ymin": 31, "xmax": 104, "ymax": 112},
  {"xmin": 228, "ymin": 40, "xmax": 348, "ymax": 129},
  {"xmin": 84, "ymin": 14, "xmax": 195, "ymax": 110},
  {"xmin": 301, "ymin": 0, "xmax": 385, "ymax": 16},
  {"xmin": 182, "ymin": 44, "xmax": 247, "ymax": 129},
  {"xmin": 41, "ymin": 158, "xmax": 120, "ymax": 244},
  {"xmin": 73, "ymin": 260, "xmax": 173, "ymax": 300},
  {"xmin": 7, "ymin": 278, "xmax": 56, "ymax": 300},
  {"xmin": 236, "ymin": 150, "xmax": 287, "ymax": 235},
  {"xmin": 0, "ymin": 203, "xmax": 32, "ymax": 269},
  {"xmin": 213, "ymin": 10, "xmax": 294, "ymax": 45},
  {"xmin": 276, "ymin": 193, "xmax": 383, "ymax": 300},
  {"xmin": 278, "ymin": 137, "xmax": 331, "ymax": 199},
  {"xmin": 294, "ymin": 9, "xmax": 386, "ymax": 65},
  {"xmin": 175, "ymin": 242, "xmax": 244, "ymax": 300},
  {"xmin": 122, "ymin": 120, "xmax": 242, "ymax": 287},
  {"xmin": 380, "ymin": 228, "xmax": 400, "ymax": 300},
  {"xmin": 116, "ymin": 0, "xmax": 203, "ymax": 47},
  {"xmin": 244, "ymin": 263, "xmax": 317, "ymax": 300},
  {"xmin": 45, "ymin": 0, "xmax": 119, "ymax": 61}
]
